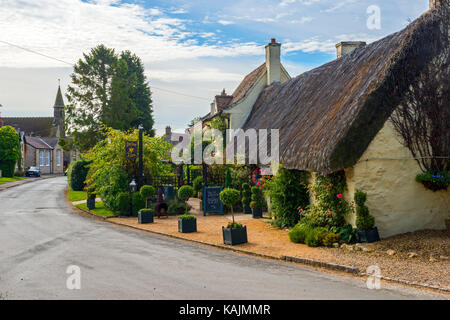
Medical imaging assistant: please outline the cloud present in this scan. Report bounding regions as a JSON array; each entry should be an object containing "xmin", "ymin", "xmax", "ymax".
[
  {"xmin": 217, "ymin": 20, "xmax": 235, "ymax": 25},
  {"xmin": 322, "ymin": 0, "xmax": 357, "ymax": 13}
]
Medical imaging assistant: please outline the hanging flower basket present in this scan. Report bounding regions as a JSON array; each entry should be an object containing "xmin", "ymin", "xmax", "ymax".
[{"xmin": 416, "ymin": 171, "xmax": 449, "ymax": 192}]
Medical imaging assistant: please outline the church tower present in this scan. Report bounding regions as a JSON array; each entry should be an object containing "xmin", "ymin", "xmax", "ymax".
[{"xmin": 53, "ymin": 83, "xmax": 65, "ymax": 137}]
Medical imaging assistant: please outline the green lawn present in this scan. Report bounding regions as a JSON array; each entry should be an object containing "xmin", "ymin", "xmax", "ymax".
[
  {"xmin": 68, "ymin": 189, "xmax": 88, "ymax": 202},
  {"xmin": 75, "ymin": 201, "xmax": 117, "ymax": 218},
  {"xmin": 0, "ymin": 176, "xmax": 26, "ymax": 185}
]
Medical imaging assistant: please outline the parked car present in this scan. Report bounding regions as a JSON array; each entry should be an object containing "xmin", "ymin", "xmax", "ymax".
[{"xmin": 25, "ymin": 167, "xmax": 41, "ymax": 177}]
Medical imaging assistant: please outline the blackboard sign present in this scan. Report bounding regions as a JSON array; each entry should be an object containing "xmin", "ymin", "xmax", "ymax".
[{"xmin": 203, "ymin": 186, "xmax": 223, "ymax": 216}]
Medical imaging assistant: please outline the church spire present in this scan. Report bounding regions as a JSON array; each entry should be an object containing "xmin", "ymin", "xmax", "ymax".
[{"xmin": 54, "ymin": 80, "xmax": 65, "ymax": 108}]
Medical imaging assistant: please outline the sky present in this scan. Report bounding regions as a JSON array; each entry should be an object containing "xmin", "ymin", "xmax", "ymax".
[{"xmin": 0, "ymin": 0, "xmax": 430, "ymax": 135}]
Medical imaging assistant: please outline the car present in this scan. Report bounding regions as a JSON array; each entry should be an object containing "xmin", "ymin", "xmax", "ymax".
[{"xmin": 25, "ymin": 167, "xmax": 41, "ymax": 177}]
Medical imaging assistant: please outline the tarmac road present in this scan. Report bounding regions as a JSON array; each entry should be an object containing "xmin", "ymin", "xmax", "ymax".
[{"xmin": 0, "ymin": 177, "xmax": 446, "ymax": 300}]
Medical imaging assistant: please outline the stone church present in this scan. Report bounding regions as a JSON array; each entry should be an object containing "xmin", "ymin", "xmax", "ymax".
[{"xmin": 0, "ymin": 85, "xmax": 77, "ymax": 174}]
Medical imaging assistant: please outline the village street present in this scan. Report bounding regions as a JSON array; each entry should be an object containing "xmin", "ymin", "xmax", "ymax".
[{"xmin": 0, "ymin": 177, "xmax": 445, "ymax": 300}]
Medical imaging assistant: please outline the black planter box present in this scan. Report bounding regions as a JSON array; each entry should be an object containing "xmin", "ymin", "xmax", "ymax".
[
  {"xmin": 243, "ymin": 205, "xmax": 252, "ymax": 214},
  {"xmin": 252, "ymin": 208, "xmax": 263, "ymax": 218},
  {"xmin": 138, "ymin": 210, "xmax": 154, "ymax": 224},
  {"xmin": 87, "ymin": 198, "xmax": 96, "ymax": 210},
  {"xmin": 178, "ymin": 218, "xmax": 197, "ymax": 233},
  {"xmin": 222, "ymin": 226, "xmax": 248, "ymax": 245},
  {"xmin": 357, "ymin": 227, "xmax": 380, "ymax": 243}
]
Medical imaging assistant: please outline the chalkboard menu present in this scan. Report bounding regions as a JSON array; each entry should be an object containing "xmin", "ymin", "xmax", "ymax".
[{"xmin": 203, "ymin": 186, "xmax": 224, "ymax": 216}]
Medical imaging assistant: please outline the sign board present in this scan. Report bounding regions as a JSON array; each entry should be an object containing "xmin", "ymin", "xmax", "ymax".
[
  {"xmin": 203, "ymin": 186, "xmax": 224, "ymax": 216},
  {"xmin": 125, "ymin": 140, "xmax": 138, "ymax": 160}
]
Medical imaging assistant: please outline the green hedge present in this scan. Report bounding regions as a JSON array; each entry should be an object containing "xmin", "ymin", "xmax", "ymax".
[
  {"xmin": 69, "ymin": 159, "xmax": 92, "ymax": 191},
  {"xmin": 0, "ymin": 160, "xmax": 16, "ymax": 178}
]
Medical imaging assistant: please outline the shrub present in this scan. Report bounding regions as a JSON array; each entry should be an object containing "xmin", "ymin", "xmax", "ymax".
[
  {"xmin": 288, "ymin": 224, "xmax": 312, "ymax": 243},
  {"xmin": 0, "ymin": 126, "xmax": 21, "ymax": 178},
  {"xmin": 354, "ymin": 190, "xmax": 375, "ymax": 230},
  {"xmin": 266, "ymin": 167, "xmax": 310, "ymax": 228},
  {"xmin": 70, "ymin": 159, "xmax": 92, "ymax": 191},
  {"xmin": 241, "ymin": 183, "xmax": 251, "ymax": 206},
  {"xmin": 140, "ymin": 185, "xmax": 156, "ymax": 208},
  {"xmin": 220, "ymin": 188, "xmax": 241, "ymax": 225},
  {"xmin": 132, "ymin": 192, "xmax": 145, "ymax": 216},
  {"xmin": 226, "ymin": 222, "xmax": 242, "ymax": 229},
  {"xmin": 303, "ymin": 171, "xmax": 352, "ymax": 229},
  {"xmin": 139, "ymin": 208, "xmax": 153, "ymax": 214},
  {"xmin": 177, "ymin": 185, "xmax": 194, "ymax": 214},
  {"xmin": 225, "ymin": 167, "xmax": 232, "ymax": 188},
  {"xmin": 250, "ymin": 186, "xmax": 264, "ymax": 209},
  {"xmin": 115, "ymin": 192, "xmax": 130, "ymax": 216},
  {"xmin": 193, "ymin": 176, "xmax": 203, "ymax": 196},
  {"xmin": 179, "ymin": 214, "xmax": 195, "ymax": 220},
  {"xmin": 322, "ymin": 232, "xmax": 340, "ymax": 247},
  {"xmin": 168, "ymin": 199, "xmax": 191, "ymax": 215},
  {"xmin": 331, "ymin": 224, "xmax": 357, "ymax": 244},
  {"xmin": 304, "ymin": 227, "xmax": 328, "ymax": 247}
]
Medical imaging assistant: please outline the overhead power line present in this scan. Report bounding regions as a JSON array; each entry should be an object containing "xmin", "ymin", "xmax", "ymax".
[{"xmin": 0, "ymin": 40, "xmax": 211, "ymax": 101}]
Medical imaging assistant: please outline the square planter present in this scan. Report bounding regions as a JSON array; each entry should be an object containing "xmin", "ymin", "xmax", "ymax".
[
  {"xmin": 138, "ymin": 210, "xmax": 154, "ymax": 224},
  {"xmin": 222, "ymin": 226, "xmax": 248, "ymax": 245},
  {"xmin": 357, "ymin": 227, "xmax": 380, "ymax": 243},
  {"xmin": 252, "ymin": 208, "xmax": 263, "ymax": 218},
  {"xmin": 178, "ymin": 217, "xmax": 197, "ymax": 233},
  {"xmin": 243, "ymin": 205, "xmax": 252, "ymax": 214}
]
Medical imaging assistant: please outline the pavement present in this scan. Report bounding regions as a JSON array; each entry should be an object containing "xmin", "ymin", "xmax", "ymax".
[{"xmin": 0, "ymin": 176, "xmax": 447, "ymax": 300}]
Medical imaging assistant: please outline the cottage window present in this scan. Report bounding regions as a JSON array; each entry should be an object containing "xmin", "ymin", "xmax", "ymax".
[
  {"xmin": 57, "ymin": 150, "xmax": 61, "ymax": 166},
  {"xmin": 46, "ymin": 151, "xmax": 50, "ymax": 166},
  {"xmin": 39, "ymin": 151, "xmax": 44, "ymax": 166}
]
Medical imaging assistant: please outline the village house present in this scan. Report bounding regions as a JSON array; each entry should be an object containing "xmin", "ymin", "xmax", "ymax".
[
  {"xmin": 1, "ymin": 84, "xmax": 77, "ymax": 174},
  {"xmin": 202, "ymin": 1, "xmax": 449, "ymax": 237}
]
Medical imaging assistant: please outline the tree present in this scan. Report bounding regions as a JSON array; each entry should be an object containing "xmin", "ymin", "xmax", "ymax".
[
  {"xmin": 120, "ymin": 51, "xmax": 155, "ymax": 135},
  {"xmin": 0, "ymin": 126, "xmax": 21, "ymax": 177},
  {"xmin": 391, "ymin": 3, "xmax": 449, "ymax": 173},
  {"xmin": 65, "ymin": 45, "xmax": 155, "ymax": 151},
  {"xmin": 66, "ymin": 44, "xmax": 117, "ymax": 151}
]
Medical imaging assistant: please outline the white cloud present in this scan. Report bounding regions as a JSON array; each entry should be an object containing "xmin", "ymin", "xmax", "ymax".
[
  {"xmin": 149, "ymin": 68, "xmax": 243, "ymax": 83},
  {"xmin": 0, "ymin": 0, "xmax": 261, "ymax": 68},
  {"xmin": 217, "ymin": 20, "xmax": 235, "ymax": 25},
  {"xmin": 322, "ymin": 0, "xmax": 357, "ymax": 13}
]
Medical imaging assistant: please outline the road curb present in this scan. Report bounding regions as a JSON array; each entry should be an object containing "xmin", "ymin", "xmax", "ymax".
[
  {"xmin": 281, "ymin": 255, "xmax": 360, "ymax": 274},
  {"xmin": 65, "ymin": 191, "xmax": 450, "ymax": 295},
  {"xmin": 0, "ymin": 175, "xmax": 60, "ymax": 192}
]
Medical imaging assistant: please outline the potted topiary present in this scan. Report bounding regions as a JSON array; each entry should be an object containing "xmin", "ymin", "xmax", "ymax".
[
  {"xmin": 86, "ymin": 186, "xmax": 96, "ymax": 210},
  {"xmin": 178, "ymin": 214, "xmax": 197, "ymax": 233},
  {"xmin": 178, "ymin": 185, "xmax": 194, "ymax": 214},
  {"xmin": 250, "ymin": 186, "xmax": 264, "ymax": 218},
  {"xmin": 140, "ymin": 185, "xmax": 156, "ymax": 209},
  {"xmin": 138, "ymin": 208, "xmax": 154, "ymax": 224},
  {"xmin": 355, "ymin": 190, "xmax": 380, "ymax": 243},
  {"xmin": 241, "ymin": 183, "xmax": 252, "ymax": 214},
  {"xmin": 220, "ymin": 188, "xmax": 248, "ymax": 245}
]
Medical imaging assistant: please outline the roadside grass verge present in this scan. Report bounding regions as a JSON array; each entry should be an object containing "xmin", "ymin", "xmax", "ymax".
[
  {"xmin": 0, "ymin": 176, "xmax": 26, "ymax": 185},
  {"xmin": 68, "ymin": 188, "xmax": 87, "ymax": 202},
  {"xmin": 75, "ymin": 201, "xmax": 117, "ymax": 218}
]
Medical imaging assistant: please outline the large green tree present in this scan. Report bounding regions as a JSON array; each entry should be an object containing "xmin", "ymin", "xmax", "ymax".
[
  {"xmin": 0, "ymin": 126, "xmax": 21, "ymax": 177},
  {"xmin": 65, "ymin": 45, "xmax": 155, "ymax": 151}
]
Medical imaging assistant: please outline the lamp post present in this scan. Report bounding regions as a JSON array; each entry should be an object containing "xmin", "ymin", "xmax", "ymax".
[
  {"xmin": 129, "ymin": 179, "xmax": 137, "ymax": 216},
  {"xmin": 138, "ymin": 124, "xmax": 144, "ymax": 189}
]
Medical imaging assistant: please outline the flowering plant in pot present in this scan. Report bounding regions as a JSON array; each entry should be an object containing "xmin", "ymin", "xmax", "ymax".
[
  {"xmin": 241, "ymin": 183, "xmax": 252, "ymax": 214},
  {"xmin": 355, "ymin": 190, "xmax": 380, "ymax": 243},
  {"xmin": 250, "ymin": 186, "xmax": 264, "ymax": 218},
  {"xmin": 220, "ymin": 188, "xmax": 247, "ymax": 245}
]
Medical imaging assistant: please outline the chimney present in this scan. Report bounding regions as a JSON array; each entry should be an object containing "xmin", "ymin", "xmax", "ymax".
[
  {"xmin": 265, "ymin": 38, "xmax": 281, "ymax": 85},
  {"xmin": 335, "ymin": 41, "xmax": 366, "ymax": 58}
]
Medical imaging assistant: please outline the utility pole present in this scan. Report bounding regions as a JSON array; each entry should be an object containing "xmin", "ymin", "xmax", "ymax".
[{"xmin": 138, "ymin": 124, "xmax": 144, "ymax": 189}]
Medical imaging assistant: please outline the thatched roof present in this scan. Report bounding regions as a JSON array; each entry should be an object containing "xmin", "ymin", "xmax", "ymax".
[{"xmin": 243, "ymin": 9, "xmax": 447, "ymax": 174}]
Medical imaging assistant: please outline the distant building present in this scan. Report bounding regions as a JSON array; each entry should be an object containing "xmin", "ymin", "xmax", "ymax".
[{"xmin": 2, "ymin": 84, "xmax": 78, "ymax": 174}]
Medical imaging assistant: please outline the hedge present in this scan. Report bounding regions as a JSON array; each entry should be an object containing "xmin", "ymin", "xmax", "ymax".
[{"xmin": 69, "ymin": 159, "xmax": 92, "ymax": 191}]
